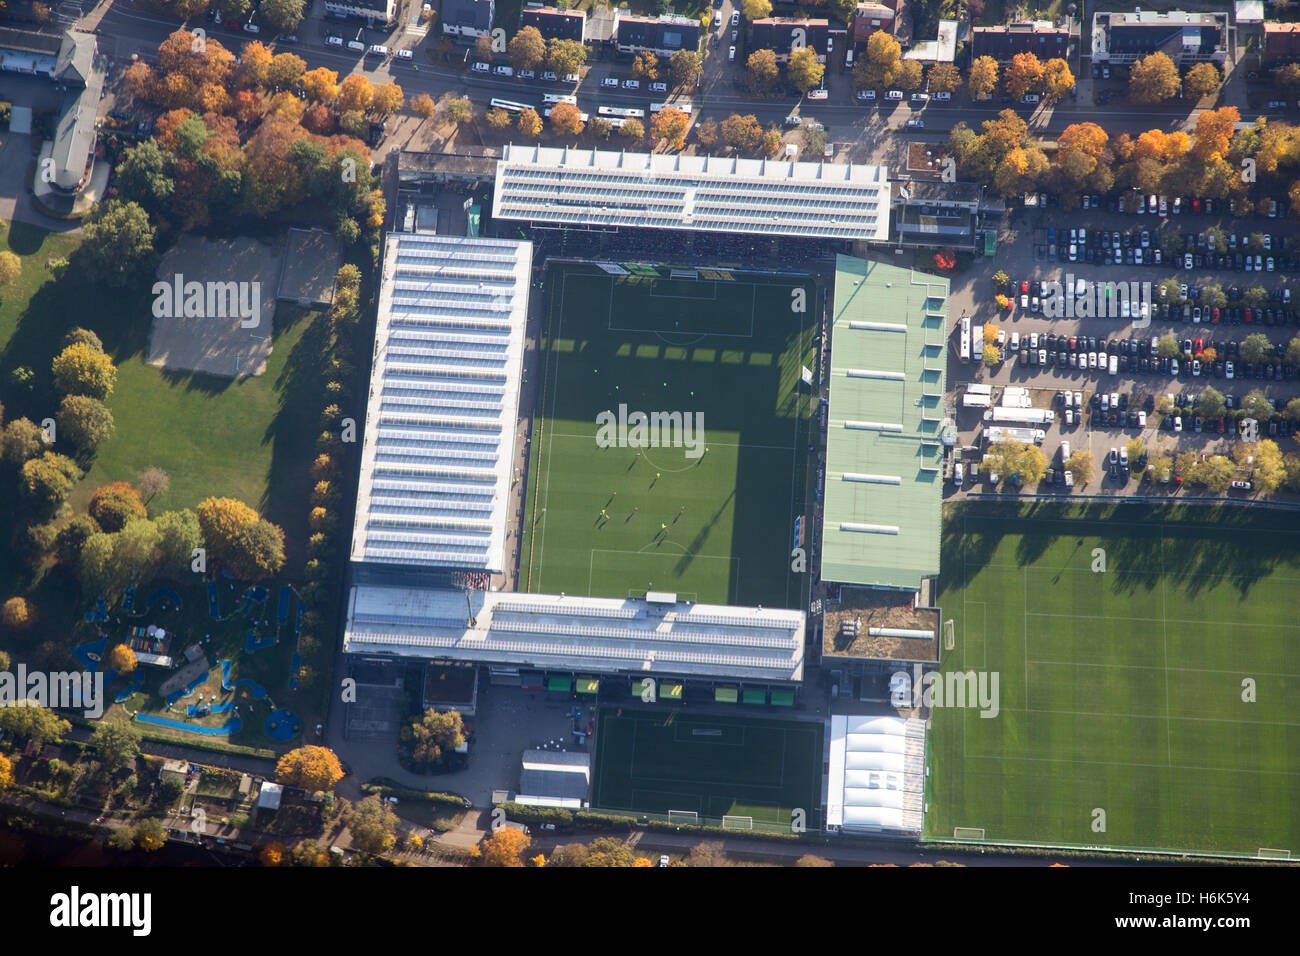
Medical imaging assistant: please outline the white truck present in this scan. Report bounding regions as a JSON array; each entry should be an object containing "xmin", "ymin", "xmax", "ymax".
[
  {"xmin": 984, "ymin": 407, "xmax": 1055, "ymax": 425},
  {"xmin": 962, "ymin": 392, "xmax": 992, "ymax": 408},
  {"xmin": 986, "ymin": 425, "xmax": 1047, "ymax": 445}
]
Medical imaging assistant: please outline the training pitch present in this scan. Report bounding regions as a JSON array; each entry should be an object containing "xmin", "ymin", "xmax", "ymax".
[
  {"xmin": 592, "ymin": 709, "xmax": 823, "ymax": 827},
  {"xmin": 521, "ymin": 263, "xmax": 817, "ymax": 607},
  {"xmin": 929, "ymin": 502, "xmax": 1300, "ymax": 856}
]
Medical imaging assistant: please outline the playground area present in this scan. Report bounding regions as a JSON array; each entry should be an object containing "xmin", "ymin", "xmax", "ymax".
[{"xmin": 73, "ymin": 578, "xmax": 309, "ymax": 749}]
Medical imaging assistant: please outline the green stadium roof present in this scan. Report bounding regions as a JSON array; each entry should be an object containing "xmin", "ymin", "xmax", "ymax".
[{"xmin": 819, "ymin": 255, "xmax": 948, "ymax": 590}]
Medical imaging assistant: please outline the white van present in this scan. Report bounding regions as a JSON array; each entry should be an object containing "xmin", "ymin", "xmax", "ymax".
[
  {"xmin": 1060, "ymin": 441, "xmax": 1071, "ymax": 462},
  {"xmin": 1108, "ymin": 353, "xmax": 1118, "ymax": 375},
  {"xmin": 368, "ymin": 44, "xmax": 388, "ymax": 56},
  {"xmin": 325, "ymin": 35, "xmax": 344, "ymax": 47},
  {"xmin": 347, "ymin": 39, "xmax": 365, "ymax": 52},
  {"xmin": 954, "ymin": 463, "xmax": 964, "ymax": 485},
  {"xmin": 728, "ymin": 45, "xmax": 735, "ymax": 61}
]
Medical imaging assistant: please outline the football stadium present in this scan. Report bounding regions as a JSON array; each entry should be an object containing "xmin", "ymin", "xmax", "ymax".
[
  {"xmin": 520, "ymin": 262, "xmax": 819, "ymax": 608},
  {"xmin": 930, "ymin": 502, "xmax": 1300, "ymax": 857}
]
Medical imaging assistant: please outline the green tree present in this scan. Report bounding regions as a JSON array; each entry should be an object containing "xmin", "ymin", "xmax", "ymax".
[
  {"xmin": 1195, "ymin": 387, "xmax": 1227, "ymax": 419},
  {"xmin": 1065, "ymin": 450, "xmax": 1095, "ymax": 486},
  {"xmin": 400, "ymin": 709, "xmax": 466, "ymax": 768},
  {"xmin": 260, "ymin": 0, "xmax": 304, "ymax": 33},
  {"xmin": 134, "ymin": 819, "xmax": 166, "ymax": 852},
  {"xmin": 348, "ymin": 795, "xmax": 398, "ymax": 855},
  {"xmin": 745, "ymin": 48, "xmax": 779, "ymax": 94},
  {"xmin": 0, "ymin": 702, "xmax": 71, "ymax": 746},
  {"xmin": 115, "ymin": 140, "xmax": 175, "ymax": 215},
  {"xmin": 669, "ymin": 49, "xmax": 701, "ymax": 89},
  {"xmin": 545, "ymin": 38, "xmax": 587, "ymax": 78},
  {"xmin": 1242, "ymin": 388, "xmax": 1274, "ymax": 420},
  {"xmin": 92, "ymin": 717, "xmax": 142, "ymax": 773},
  {"xmin": 982, "ymin": 343, "xmax": 1000, "ymax": 367},
  {"xmin": 1156, "ymin": 334, "xmax": 1181, "ymax": 360},
  {"xmin": 89, "ymin": 482, "xmax": 147, "ymax": 533},
  {"xmin": 77, "ymin": 200, "xmax": 157, "ymax": 288},
  {"xmin": 20, "ymin": 452, "xmax": 80, "ymax": 512},
  {"xmin": 1183, "ymin": 62, "xmax": 1221, "ymax": 100},
  {"xmin": 56, "ymin": 395, "xmax": 114, "ymax": 453},
  {"xmin": 741, "ymin": 0, "xmax": 771, "ymax": 18},
  {"xmin": 3, "ymin": 418, "xmax": 47, "ymax": 466},
  {"xmin": 1240, "ymin": 333, "xmax": 1274, "ymax": 365},
  {"xmin": 156, "ymin": 509, "xmax": 201, "ymax": 573},
  {"xmin": 56, "ymin": 514, "xmax": 100, "ymax": 566}
]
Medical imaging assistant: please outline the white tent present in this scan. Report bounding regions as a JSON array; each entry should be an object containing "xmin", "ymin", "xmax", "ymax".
[{"xmin": 826, "ymin": 714, "xmax": 926, "ymax": 834}]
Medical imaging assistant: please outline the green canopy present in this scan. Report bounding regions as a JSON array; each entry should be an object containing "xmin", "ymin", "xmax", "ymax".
[
  {"xmin": 547, "ymin": 676, "xmax": 571, "ymax": 693},
  {"xmin": 770, "ymin": 690, "xmax": 795, "ymax": 707},
  {"xmin": 742, "ymin": 689, "xmax": 766, "ymax": 705},
  {"xmin": 715, "ymin": 686, "xmax": 738, "ymax": 703}
]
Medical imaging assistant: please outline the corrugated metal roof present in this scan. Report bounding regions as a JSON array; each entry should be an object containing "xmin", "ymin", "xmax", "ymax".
[
  {"xmin": 819, "ymin": 256, "xmax": 947, "ymax": 590},
  {"xmin": 343, "ymin": 586, "xmax": 805, "ymax": 681},
  {"xmin": 350, "ymin": 233, "xmax": 532, "ymax": 573},
  {"xmin": 492, "ymin": 144, "xmax": 892, "ymax": 242}
]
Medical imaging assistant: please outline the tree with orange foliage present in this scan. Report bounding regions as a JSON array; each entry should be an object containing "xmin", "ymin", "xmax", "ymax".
[
  {"xmin": 479, "ymin": 827, "xmax": 531, "ymax": 867},
  {"xmin": 1131, "ymin": 128, "xmax": 1190, "ymax": 164},
  {"xmin": 1003, "ymin": 52, "xmax": 1043, "ymax": 99},
  {"xmin": 275, "ymin": 746, "xmax": 345, "ymax": 791},
  {"xmin": 548, "ymin": 101, "xmax": 585, "ymax": 137},
  {"xmin": 1, "ymin": 597, "xmax": 34, "ymax": 631},
  {"xmin": 259, "ymin": 842, "xmax": 286, "ymax": 866},
  {"xmin": 651, "ymin": 106, "xmax": 689, "ymax": 151},
  {"xmin": 300, "ymin": 102, "xmax": 335, "ymax": 134},
  {"xmin": 1042, "ymin": 58, "xmax": 1073, "ymax": 101},
  {"xmin": 337, "ymin": 74, "xmax": 374, "ymax": 115},
  {"xmin": 235, "ymin": 41, "xmax": 272, "ymax": 90},
  {"xmin": 232, "ymin": 89, "xmax": 264, "ymax": 124},
  {"xmin": 517, "ymin": 108, "xmax": 543, "ymax": 138},
  {"xmin": 1128, "ymin": 52, "xmax": 1180, "ymax": 104},
  {"xmin": 411, "ymin": 93, "xmax": 436, "ymax": 119},
  {"xmin": 106, "ymin": 644, "xmax": 138, "ymax": 674},
  {"xmin": 301, "ymin": 67, "xmax": 341, "ymax": 104},
  {"xmin": 123, "ymin": 61, "xmax": 156, "ymax": 102},
  {"xmin": 1192, "ymin": 107, "xmax": 1239, "ymax": 162}
]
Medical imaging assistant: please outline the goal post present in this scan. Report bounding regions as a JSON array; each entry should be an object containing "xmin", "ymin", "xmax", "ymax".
[
  {"xmin": 953, "ymin": 827, "xmax": 985, "ymax": 840},
  {"xmin": 722, "ymin": 815, "xmax": 753, "ymax": 831},
  {"xmin": 668, "ymin": 810, "xmax": 699, "ymax": 825},
  {"xmin": 943, "ymin": 620, "xmax": 955, "ymax": 651}
]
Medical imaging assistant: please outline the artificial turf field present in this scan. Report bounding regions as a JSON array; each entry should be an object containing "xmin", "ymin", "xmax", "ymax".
[
  {"xmin": 592, "ymin": 709, "xmax": 823, "ymax": 827},
  {"xmin": 929, "ymin": 502, "xmax": 1300, "ymax": 856},
  {"xmin": 521, "ymin": 263, "xmax": 818, "ymax": 607}
]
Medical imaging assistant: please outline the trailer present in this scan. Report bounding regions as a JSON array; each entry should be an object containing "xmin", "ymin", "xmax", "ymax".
[
  {"xmin": 962, "ymin": 392, "xmax": 992, "ymax": 408},
  {"xmin": 986, "ymin": 425, "xmax": 1046, "ymax": 445},
  {"xmin": 966, "ymin": 383, "xmax": 993, "ymax": 395},
  {"xmin": 985, "ymin": 407, "xmax": 1055, "ymax": 425}
]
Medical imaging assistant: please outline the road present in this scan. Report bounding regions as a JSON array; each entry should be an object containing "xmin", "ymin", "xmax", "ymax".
[{"xmin": 85, "ymin": 0, "xmax": 1237, "ymax": 153}]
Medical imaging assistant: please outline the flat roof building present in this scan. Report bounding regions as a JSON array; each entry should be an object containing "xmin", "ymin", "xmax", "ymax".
[
  {"xmin": 818, "ymin": 256, "xmax": 947, "ymax": 590},
  {"xmin": 520, "ymin": 4, "xmax": 586, "ymax": 42},
  {"xmin": 493, "ymin": 144, "xmax": 892, "ymax": 242},
  {"xmin": 350, "ymin": 233, "xmax": 532, "ymax": 574},
  {"xmin": 969, "ymin": 21, "xmax": 1070, "ymax": 64},
  {"xmin": 1092, "ymin": 10, "xmax": 1227, "ymax": 66}
]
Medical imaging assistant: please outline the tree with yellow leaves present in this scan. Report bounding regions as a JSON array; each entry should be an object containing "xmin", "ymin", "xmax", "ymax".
[
  {"xmin": 479, "ymin": 826, "xmax": 530, "ymax": 867},
  {"xmin": 106, "ymin": 644, "xmax": 138, "ymax": 675},
  {"xmin": 1183, "ymin": 62, "xmax": 1221, "ymax": 100},
  {"xmin": 1128, "ymin": 52, "xmax": 1180, "ymax": 104},
  {"xmin": 259, "ymin": 842, "xmax": 286, "ymax": 866},
  {"xmin": 1192, "ymin": 106, "xmax": 1239, "ymax": 162},
  {"xmin": 968, "ymin": 56, "xmax": 998, "ymax": 100},
  {"xmin": 275, "ymin": 745, "xmax": 345, "ymax": 791},
  {"xmin": 1042, "ymin": 58, "xmax": 1073, "ymax": 100},
  {"xmin": 651, "ymin": 106, "xmax": 690, "ymax": 151},
  {"xmin": 301, "ymin": 67, "xmax": 340, "ymax": 103},
  {"xmin": 1003, "ymin": 53, "xmax": 1043, "ymax": 99},
  {"xmin": 517, "ymin": 108, "xmax": 543, "ymax": 138}
]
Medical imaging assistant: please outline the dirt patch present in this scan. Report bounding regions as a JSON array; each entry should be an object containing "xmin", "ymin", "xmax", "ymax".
[{"xmin": 148, "ymin": 234, "xmax": 281, "ymax": 378}]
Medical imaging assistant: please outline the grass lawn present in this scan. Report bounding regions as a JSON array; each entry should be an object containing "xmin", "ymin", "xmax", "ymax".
[
  {"xmin": 521, "ymin": 262, "xmax": 817, "ymax": 607},
  {"xmin": 929, "ymin": 501, "xmax": 1300, "ymax": 856},
  {"xmin": 592, "ymin": 708, "xmax": 823, "ymax": 828}
]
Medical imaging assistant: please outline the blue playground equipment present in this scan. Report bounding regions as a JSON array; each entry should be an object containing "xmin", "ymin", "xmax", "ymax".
[
  {"xmin": 238, "ymin": 586, "xmax": 269, "ymax": 618},
  {"xmin": 71, "ymin": 638, "xmax": 107, "ymax": 671},
  {"xmin": 82, "ymin": 595, "xmax": 108, "ymax": 623},
  {"xmin": 277, "ymin": 585, "xmax": 291, "ymax": 624},
  {"xmin": 136, "ymin": 713, "xmax": 241, "ymax": 736},
  {"xmin": 114, "ymin": 670, "xmax": 145, "ymax": 704},
  {"xmin": 186, "ymin": 700, "xmax": 235, "ymax": 717},
  {"xmin": 246, "ymin": 628, "xmax": 277, "ymax": 652},
  {"xmin": 123, "ymin": 586, "xmax": 136, "ymax": 615},
  {"xmin": 264, "ymin": 708, "xmax": 300, "ymax": 742},
  {"xmin": 164, "ymin": 673, "xmax": 208, "ymax": 705},
  {"xmin": 146, "ymin": 588, "xmax": 182, "ymax": 612},
  {"xmin": 219, "ymin": 659, "xmax": 267, "ymax": 699},
  {"xmin": 208, "ymin": 582, "xmax": 221, "ymax": 618},
  {"xmin": 289, "ymin": 652, "xmax": 301, "ymax": 691}
]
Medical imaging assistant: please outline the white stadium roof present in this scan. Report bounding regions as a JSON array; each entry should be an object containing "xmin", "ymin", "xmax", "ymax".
[
  {"xmin": 826, "ymin": 715, "xmax": 926, "ymax": 834},
  {"xmin": 492, "ymin": 144, "xmax": 892, "ymax": 242},
  {"xmin": 351, "ymin": 233, "xmax": 533, "ymax": 573},
  {"xmin": 343, "ymin": 586, "xmax": 805, "ymax": 682}
]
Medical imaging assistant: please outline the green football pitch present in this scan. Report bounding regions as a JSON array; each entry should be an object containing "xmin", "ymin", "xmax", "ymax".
[
  {"xmin": 592, "ymin": 709, "xmax": 823, "ymax": 827},
  {"xmin": 929, "ymin": 502, "xmax": 1300, "ymax": 856},
  {"xmin": 521, "ymin": 263, "xmax": 818, "ymax": 607}
]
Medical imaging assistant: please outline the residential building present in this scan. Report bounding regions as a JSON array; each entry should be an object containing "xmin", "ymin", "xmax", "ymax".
[
  {"xmin": 852, "ymin": 2, "xmax": 896, "ymax": 47},
  {"xmin": 970, "ymin": 21, "xmax": 1070, "ymax": 64},
  {"xmin": 443, "ymin": 0, "xmax": 495, "ymax": 39},
  {"xmin": 614, "ymin": 14, "xmax": 700, "ymax": 57},
  {"xmin": 903, "ymin": 19, "xmax": 957, "ymax": 64},
  {"xmin": 750, "ymin": 18, "xmax": 831, "ymax": 64},
  {"xmin": 1263, "ymin": 22, "xmax": 1300, "ymax": 66},
  {"xmin": 520, "ymin": 3, "xmax": 585, "ymax": 42},
  {"xmin": 1092, "ymin": 10, "xmax": 1227, "ymax": 67},
  {"xmin": 324, "ymin": 0, "xmax": 395, "ymax": 25}
]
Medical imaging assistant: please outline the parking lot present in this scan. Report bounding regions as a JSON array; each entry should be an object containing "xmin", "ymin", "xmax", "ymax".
[{"xmin": 945, "ymin": 197, "xmax": 1300, "ymax": 498}]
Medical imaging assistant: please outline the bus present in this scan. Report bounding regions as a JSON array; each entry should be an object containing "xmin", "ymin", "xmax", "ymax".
[
  {"xmin": 959, "ymin": 314, "xmax": 972, "ymax": 364},
  {"xmin": 598, "ymin": 105, "xmax": 646, "ymax": 119},
  {"xmin": 650, "ymin": 101, "xmax": 693, "ymax": 114},
  {"xmin": 542, "ymin": 93, "xmax": 578, "ymax": 106},
  {"xmin": 543, "ymin": 106, "xmax": 589, "ymax": 121},
  {"xmin": 489, "ymin": 98, "xmax": 533, "ymax": 113}
]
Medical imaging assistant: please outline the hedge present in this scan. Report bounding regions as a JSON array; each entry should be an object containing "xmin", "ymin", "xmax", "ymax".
[
  {"xmin": 363, "ymin": 779, "xmax": 471, "ymax": 808},
  {"xmin": 499, "ymin": 802, "xmax": 575, "ymax": 826}
]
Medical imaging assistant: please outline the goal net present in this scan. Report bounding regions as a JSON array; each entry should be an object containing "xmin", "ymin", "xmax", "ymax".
[
  {"xmin": 722, "ymin": 815, "xmax": 753, "ymax": 831},
  {"xmin": 943, "ymin": 619, "xmax": 955, "ymax": 651},
  {"xmin": 668, "ymin": 810, "xmax": 699, "ymax": 825},
  {"xmin": 953, "ymin": 827, "xmax": 985, "ymax": 840}
]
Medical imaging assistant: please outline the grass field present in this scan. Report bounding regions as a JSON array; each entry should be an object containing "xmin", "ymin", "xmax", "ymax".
[
  {"xmin": 521, "ymin": 263, "xmax": 817, "ymax": 607},
  {"xmin": 592, "ymin": 709, "xmax": 823, "ymax": 827},
  {"xmin": 929, "ymin": 501, "xmax": 1300, "ymax": 856}
]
